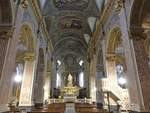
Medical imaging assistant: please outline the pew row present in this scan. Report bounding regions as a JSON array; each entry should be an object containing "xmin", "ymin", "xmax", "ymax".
[
  {"xmin": 75, "ymin": 103, "xmax": 110, "ymax": 113},
  {"xmin": 28, "ymin": 103, "xmax": 66, "ymax": 113}
]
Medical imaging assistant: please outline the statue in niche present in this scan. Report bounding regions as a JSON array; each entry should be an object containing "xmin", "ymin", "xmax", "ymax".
[{"xmin": 67, "ymin": 73, "xmax": 73, "ymax": 87}]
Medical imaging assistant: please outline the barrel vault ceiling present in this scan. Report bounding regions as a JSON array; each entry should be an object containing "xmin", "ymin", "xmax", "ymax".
[{"xmin": 39, "ymin": 0, "xmax": 103, "ymax": 71}]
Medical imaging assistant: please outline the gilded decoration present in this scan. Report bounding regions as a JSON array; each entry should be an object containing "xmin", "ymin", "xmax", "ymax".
[
  {"xmin": 20, "ymin": 0, "xmax": 29, "ymax": 8},
  {"xmin": 20, "ymin": 25, "xmax": 35, "ymax": 53},
  {"xmin": 59, "ymin": 17, "xmax": 82, "ymax": 30},
  {"xmin": 106, "ymin": 53, "xmax": 116, "ymax": 61},
  {"xmin": 53, "ymin": 0, "xmax": 89, "ymax": 10},
  {"xmin": 62, "ymin": 86, "xmax": 79, "ymax": 96},
  {"xmin": 16, "ymin": 51, "xmax": 35, "ymax": 62},
  {"xmin": 62, "ymin": 73, "xmax": 79, "ymax": 96},
  {"xmin": 24, "ymin": 52, "xmax": 35, "ymax": 61}
]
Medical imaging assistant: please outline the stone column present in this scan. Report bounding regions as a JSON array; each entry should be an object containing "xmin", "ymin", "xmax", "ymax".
[
  {"xmin": 132, "ymin": 39, "xmax": 150, "ymax": 111},
  {"xmin": 34, "ymin": 65, "xmax": 45, "ymax": 103},
  {"xmin": 84, "ymin": 61, "xmax": 90, "ymax": 96},
  {"xmin": 0, "ymin": 26, "xmax": 12, "ymax": 112},
  {"xmin": 0, "ymin": 25, "xmax": 13, "ymax": 78},
  {"xmin": 51, "ymin": 61, "xmax": 56, "ymax": 97},
  {"xmin": 0, "ymin": 35, "xmax": 9, "ymax": 78},
  {"xmin": 19, "ymin": 53, "xmax": 35, "ymax": 107},
  {"xmin": 89, "ymin": 55, "xmax": 97, "ymax": 102},
  {"xmin": 44, "ymin": 71, "xmax": 51, "ymax": 101},
  {"xmin": 119, "ymin": 9, "xmax": 143, "ymax": 111},
  {"xmin": 0, "ymin": 7, "xmax": 23, "ymax": 106},
  {"xmin": 43, "ymin": 55, "xmax": 50, "ymax": 101},
  {"xmin": 96, "ymin": 64, "xmax": 104, "ymax": 103}
]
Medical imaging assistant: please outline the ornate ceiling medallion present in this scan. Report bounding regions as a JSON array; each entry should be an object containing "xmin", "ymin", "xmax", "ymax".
[{"xmin": 53, "ymin": 0, "xmax": 89, "ymax": 10}]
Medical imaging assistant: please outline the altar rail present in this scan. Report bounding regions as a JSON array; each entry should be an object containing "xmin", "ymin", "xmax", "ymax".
[{"xmin": 49, "ymin": 98, "xmax": 92, "ymax": 103}]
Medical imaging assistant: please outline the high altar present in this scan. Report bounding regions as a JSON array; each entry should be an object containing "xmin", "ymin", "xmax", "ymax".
[{"xmin": 61, "ymin": 73, "xmax": 79, "ymax": 102}]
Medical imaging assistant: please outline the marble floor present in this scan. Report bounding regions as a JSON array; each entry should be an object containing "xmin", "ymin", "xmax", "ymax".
[{"xmin": 65, "ymin": 103, "xmax": 76, "ymax": 113}]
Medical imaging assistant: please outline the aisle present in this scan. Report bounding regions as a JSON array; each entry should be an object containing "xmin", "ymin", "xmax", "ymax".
[{"xmin": 65, "ymin": 103, "xmax": 76, "ymax": 113}]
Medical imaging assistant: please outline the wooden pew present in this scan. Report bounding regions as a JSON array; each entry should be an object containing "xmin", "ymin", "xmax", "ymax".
[
  {"xmin": 28, "ymin": 103, "xmax": 66, "ymax": 113},
  {"xmin": 76, "ymin": 108, "xmax": 109, "ymax": 113},
  {"xmin": 75, "ymin": 103, "xmax": 96, "ymax": 108},
  {"xmin": 75, "ymin": 103, "xmax": 109, "ymax": 113},
  {"xmin": 46, "ymin": 103, "xmax": 66, "ymax": 113}
]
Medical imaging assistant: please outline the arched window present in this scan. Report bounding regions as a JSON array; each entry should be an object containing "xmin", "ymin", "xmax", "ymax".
[{"xmin": 79, "ymin": 72, "xmax": 84, "ymax": 88}]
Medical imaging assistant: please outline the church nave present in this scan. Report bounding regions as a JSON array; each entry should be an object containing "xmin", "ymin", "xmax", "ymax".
[{"xmin": 0, "ymin": 0, "xmax": 150, "ymax": 113}]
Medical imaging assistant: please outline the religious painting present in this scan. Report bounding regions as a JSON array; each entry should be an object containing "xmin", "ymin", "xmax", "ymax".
[
  {"xmin": 53, "ymin": 0, "xmax": 89, "ymax": 10},
  {"xmin": 59, "ymin": 18, "xmax": 82, "ymax": 30}
]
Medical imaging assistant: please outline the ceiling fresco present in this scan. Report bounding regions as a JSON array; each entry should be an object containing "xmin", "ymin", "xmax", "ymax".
[
  {"xmin": 41, "ymin": 0, "xmax": 102, "ymax": 72},
  {"xmin": 59, "ymin": 17, "xmax": 82, "ymax": 30},
  {"xmin": 53, "ymin": 0, "xmax": 89, "ymax": 10}
]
